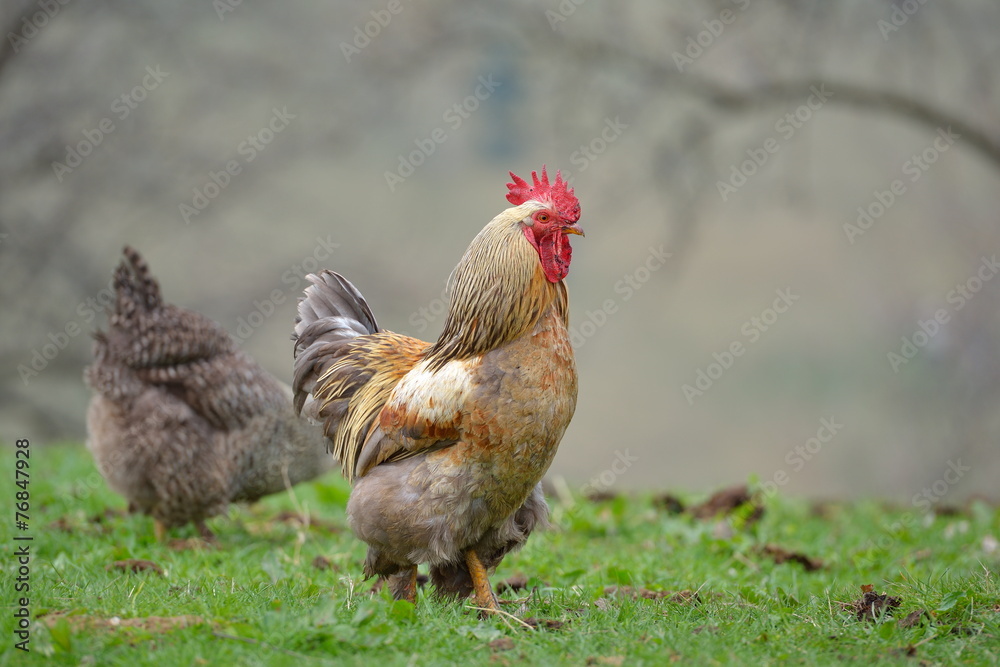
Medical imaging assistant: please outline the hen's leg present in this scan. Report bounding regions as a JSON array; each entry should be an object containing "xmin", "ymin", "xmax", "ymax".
[
  {"xmin": 154, "ymin": 519, "xmax": 167, "ymax": 542},
  {"xmin": 387, "ymin": 566, "xmax": 418, "ymax": 603},
  {"xmin": 195, "ymin": 519, "xmax": 216, "ymax": 542},
  {"xmin": 465, "ymin": 549, "xmax": 501, "ymax": 614}
]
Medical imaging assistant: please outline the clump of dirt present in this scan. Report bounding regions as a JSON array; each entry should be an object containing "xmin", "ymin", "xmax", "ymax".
[
  {"xmin": 897, "ymin": 609, "xmax": 929, "ymax": 628},
  {"xmin": 489, "ymin": 637, "xmax": 515, "ymax": 650},
  {"xmin": 652, "ymin": 493, "xmax": 686, "ymax": 515},
  {"xmin": 603, "ymin": 585, "xmax": 702, "ymax": 604},
  {"xmin": 42, "ymin": 611, "xmax": 203, "ymax": 633},
  {"xmin": 272, "ymin": 511, "xmax": 341, "ymax": 533},
  {"xmin": 311, "ymin": 555, "xmax": 337, "ymax": 571},
  {"xmin": 48, "ymin": 517, "xmax": 75, "ymax": 532},
  {"xmin": 524, "ymin": 617, "xmax": 567, "ymax": 630},
  {"xmin": 843, "ymin": 585, "xmax": 901, "ymax": 622},
  {"xmin": 758, "ymin": 544, "xmax": 824, "ymax": 571},
  {"xmin": 585, "ymin": 656, "xmax": 624, "ymax": 666},
  {"xmin": 50, "ymin": 513, "xmax": 115, "ymax": 535},
  {"xmin": 933, "ymin": 505, "xmax": 965, "ymax": 517},
  {"xmin": 495, "ymin": 574, "xmax": 530, "ymax": 594},
  {"xmin": 688, "ymin": 485, "xmax": 764, "ymax": 525},
  {"xmin": 168, "ymin": 537, "xmax": 216, "ymax": 551},
  {"xmin": 809, "ymin": 500, "xmax": 843, "ymax": 520},
  {"xmin": 107, "ymin": 559, "xmax": 164, "ymax": 576},
  {"xmin": 584, "ymin": 490, "xmax": 620, "ymax": 502},
  {"xmin": 89, "ymin": 508, "xmax": 127, "ymax": 523}
]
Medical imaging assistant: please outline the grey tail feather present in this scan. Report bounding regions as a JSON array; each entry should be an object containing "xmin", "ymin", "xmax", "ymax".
[
  {"xmin": 293, "ymin": 271, "xmax": 378, "ymax": 343},
  {"xmin": 291, "ymin": 271, "xmax": 380, "ymax": 414}
]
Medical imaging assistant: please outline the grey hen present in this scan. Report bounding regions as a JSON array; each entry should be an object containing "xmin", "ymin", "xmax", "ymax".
[{"xmin": 84, "ymin": 246, "xmax": 333, "ymax": 539}]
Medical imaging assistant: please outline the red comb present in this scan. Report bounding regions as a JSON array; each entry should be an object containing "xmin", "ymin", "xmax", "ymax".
[{"xmin": 506, "ymin": 166, "xmax": 580, "ymax": 223}]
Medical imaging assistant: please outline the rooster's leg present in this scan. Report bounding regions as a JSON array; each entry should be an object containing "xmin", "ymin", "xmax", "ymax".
[
  {"xmin": 464, "ymin": 549, "xmax": 501, "ymax": 615},
  {"xmin": 387, "ymin": 566, "xmax": 418, "ymax": 603}
]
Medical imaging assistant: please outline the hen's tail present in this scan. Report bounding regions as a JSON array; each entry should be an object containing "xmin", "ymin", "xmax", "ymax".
[
  {"xmin": 292, "ymin": 271, "xmax": 380, "ymax": 416},
  {"xmin": 90, "ymin": 246, "xmax": 233, "ymax": 373},
  {"xmin": 91, "ymin": 245, "xmax": 164, "ymax": 360},
  {"xmin": 113, "ymin": 245, "xmax": 163, "ymax": 321}
]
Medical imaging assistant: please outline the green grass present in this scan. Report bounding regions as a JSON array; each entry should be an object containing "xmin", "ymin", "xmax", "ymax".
[{"xmin": 1, "ymin": 444, "xmax": 998, "ymax": 666}]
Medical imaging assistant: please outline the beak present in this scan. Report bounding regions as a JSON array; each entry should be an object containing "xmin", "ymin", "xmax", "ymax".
[{"xmin": 563, "ymin": 223, "xmax": 585, "ymax": 237}]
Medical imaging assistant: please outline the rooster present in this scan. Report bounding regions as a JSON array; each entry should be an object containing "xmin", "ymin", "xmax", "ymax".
[
  {"xmin": 85, "ymin": 247, "xmax": 333, "ymax": 540},
  {"xmin": 292, "ymin": 168, "xmax": 582, "ymax": 613}
]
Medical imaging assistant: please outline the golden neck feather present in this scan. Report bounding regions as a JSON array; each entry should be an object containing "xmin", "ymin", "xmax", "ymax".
[{"xmin": 426, "ymin": 204, "xmax": 568, "ymax": 370}]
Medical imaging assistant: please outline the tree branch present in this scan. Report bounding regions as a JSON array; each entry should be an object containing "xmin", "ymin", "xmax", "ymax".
[{"xmin": 559, "ymin": 35, "xmax": 1000, "ymax": 172}]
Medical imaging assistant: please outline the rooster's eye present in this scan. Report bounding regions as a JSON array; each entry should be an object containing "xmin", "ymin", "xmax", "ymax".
[{"xmin": 536, "ymin": 212, "xmax": 550, "ymax": 223}]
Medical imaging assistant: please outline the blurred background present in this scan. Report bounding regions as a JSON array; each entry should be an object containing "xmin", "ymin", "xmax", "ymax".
[{"xmin": 1, "ymin": 0, "xmax": 998, "ymax": 501}]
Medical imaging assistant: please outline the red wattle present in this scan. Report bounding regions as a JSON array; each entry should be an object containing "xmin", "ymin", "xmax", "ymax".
[
  {"xmin": 521, "ymin": 226, "xmax": 573, "ymax": 282},
  {"xmin": 539, "ymin": 232, "xmax": 573, "ymax": 282}
]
